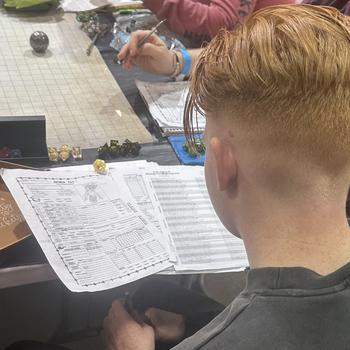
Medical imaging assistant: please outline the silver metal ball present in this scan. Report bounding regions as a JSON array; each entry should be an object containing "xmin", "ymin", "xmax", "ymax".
[{"xmin": 30, "ymin": 31, "xmax": 49, "ymax": 53}]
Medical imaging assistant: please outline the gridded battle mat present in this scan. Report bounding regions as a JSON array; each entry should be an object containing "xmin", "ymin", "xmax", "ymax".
[{"xmin": 0, "ymin": 10, "xmax": 153, "ymax": 148}]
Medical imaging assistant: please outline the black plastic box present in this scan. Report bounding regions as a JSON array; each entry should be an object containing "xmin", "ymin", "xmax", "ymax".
[{"xmin": 0, "ymin": 115, "xmax": 49, "ymax": 166}]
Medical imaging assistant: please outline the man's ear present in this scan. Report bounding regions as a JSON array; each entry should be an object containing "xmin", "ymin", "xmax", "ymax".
[{"xmin": 210, "ymin": 137, "xmax": 236, "ymax": 191}]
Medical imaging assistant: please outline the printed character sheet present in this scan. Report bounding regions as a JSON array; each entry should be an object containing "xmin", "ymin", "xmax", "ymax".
[
  {"xmin": 2, "ymin": 169, "xmax": 171, "ymax": 292},
  {"xmin": 109, "ymin": 167, "xmax": 177, "ymax": 265},
  {"xmin": 53, "ymin": 161, "xmax": 175, "ymax": 260},
  {"xmin": 144, "ymin": 166, "xmax": 249, "ymax": 272}
]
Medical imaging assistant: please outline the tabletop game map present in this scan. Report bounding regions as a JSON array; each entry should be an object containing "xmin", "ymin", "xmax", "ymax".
[{"xmin": 0, "ymin": 10, "xmax": 153, "ymax": 148}]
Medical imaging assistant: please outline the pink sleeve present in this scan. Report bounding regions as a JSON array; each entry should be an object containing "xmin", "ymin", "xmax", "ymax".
[{"xmin": 143, "ymin": 0, "xmax": 258, "ymax": 39}]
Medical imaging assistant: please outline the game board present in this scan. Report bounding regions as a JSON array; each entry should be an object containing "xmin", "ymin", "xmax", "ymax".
[{"xmin": 0, "ymin": 10, "xmax": 153, "ymax": 148}]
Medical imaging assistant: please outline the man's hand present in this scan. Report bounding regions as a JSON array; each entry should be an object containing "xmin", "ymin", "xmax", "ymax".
[
  {"xmin": 145, "ymin": 308, "xmax": 186, "ymax": 342},
  {"xmin": 103, "ymin": 300, "xmax": 155, "ymax": 350},
  {"xmin": 118, "ymin": 30, "xmax": 175, "ymax": 76}
]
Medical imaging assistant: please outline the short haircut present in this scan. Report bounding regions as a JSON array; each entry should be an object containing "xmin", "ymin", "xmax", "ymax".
[{"xmin": 185, "ymin": 5, "xmax": 350, "ymax": 174}]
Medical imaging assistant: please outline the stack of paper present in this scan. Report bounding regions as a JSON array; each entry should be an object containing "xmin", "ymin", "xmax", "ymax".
[
  {"xmin": 1, "ymin": 161, "xmax": 248, "ymax": 292},
  {"xmin": 136, "ymin": 80, "xmax": 206, "ymax": 136}
]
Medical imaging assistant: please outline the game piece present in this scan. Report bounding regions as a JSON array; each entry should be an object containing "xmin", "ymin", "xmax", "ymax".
[
  {"xmin": 119, "ymin": 139, "xmax": 141, "ymax": 157},
  {"xmin": 93, "ymin": 159, "xmax": 108, "ymax": 174},
  {"xmin": 97, "ymin": 139, "xmax": 141, "ymax": 159},
  {"xmin": 9, "ymin": 149, "xmax": 22, "ymax": 158},
  {"xmin": 76, "ymin": 11, "xmax": 98, "ymax": 25},
  {"xmin": 58, "ymin": 144, "xmax": 71, "ymax": 162},
  {"xmin": 109, "ymin": 145, "xmax": 119, "ymax": 158},
  {"xmin": 108, "ymin": 140, "xmax": 120, "ymax": 158},
  {"xmin": 48, "ymin": 147, "xmax": 59, "ymax": 162},
  {"xmin": 72, "ymin": 146, "xmax": 82, "ymax": 160},
  {"xmin": 110, "ymin": 139, "xmax": 119, "ymax": 147},
  {"xmin": 129, "ymin": 141, "xmax": 141, "ymax": 156},
  {"xmin": 60, "ymin": 144, "xmax": 70, "ymax": 153},
  {"xmin": 183, "ymin": 138, "xmax": 206, "ymax": 158},
  {"xmin": 97, "ymin": 143, "xmax": 109, "ymax": 159},
  {"xmin": 30, "ymin": 31, "xmax": 49, "ymax": 53},
  {"xmin": 0, "ymin": 147, "xmax": 10, "ymax": 158},
  {"xmin": 59, "ymin": 150, "xmax": 70, "ymax": 162}
]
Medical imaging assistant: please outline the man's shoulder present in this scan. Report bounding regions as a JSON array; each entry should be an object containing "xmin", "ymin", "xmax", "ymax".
[
  {"xmin": 172, "ymin": 293, "xmax": 253, "ymax": 350},
  {"xmin": 174, "ymin": 284, "xmax": 350, "ymax": 350}
]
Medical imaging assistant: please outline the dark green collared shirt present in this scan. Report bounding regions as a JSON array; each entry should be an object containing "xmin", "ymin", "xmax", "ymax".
[{"xmin": 174, "ymin": 262, "xmax": 350, "ymax": 350}]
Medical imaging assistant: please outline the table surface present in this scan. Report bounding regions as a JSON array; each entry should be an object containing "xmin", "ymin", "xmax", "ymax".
[
  {"xmin": 0, "ymin": 10, "xmax": 156, "ymax": 148},
  {"xmin": 0, "ymin": 16, "xmax": 182, "ymax": 289}
]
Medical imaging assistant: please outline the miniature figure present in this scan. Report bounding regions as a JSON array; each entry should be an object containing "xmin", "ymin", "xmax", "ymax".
[
  {"xmin": 97, "ymin": 139, "xmax": 141, "ymax": 159},
  {"xmin": 97, "ymin": 143, "xmax": 109, "ymax": 160},
  {"xmin": 183, "ymin": 138, "xmax": 206, "ymax": 158}
]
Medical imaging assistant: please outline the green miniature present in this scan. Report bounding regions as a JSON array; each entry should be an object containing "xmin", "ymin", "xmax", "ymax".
[
  {"xmin": 97, "ymin": 143, "xmax": 109, "ymax": 160},
  {"xmin": 183, "ymin": 138, "xmax": 206, "ymax": 158},
  {"xmin": 97, "ymin": 139, "xmax": 141, "ymax": 159},
  {"xmin": 109, "ymin": 140, "xmax": 121, "ymax": 158},
  {"xmin": 76, "ymin": 11, "xmax": 98, "ymax": 23},
  {"xmin": 110, "ymin": 139, "xmax": 119, "ymax": 148},
  {"xmin": 120, "ymin": 139, "xmax": 141, "ymax": 157}
]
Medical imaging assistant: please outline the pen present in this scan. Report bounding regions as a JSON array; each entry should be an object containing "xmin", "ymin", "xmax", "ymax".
[{"xmin": 117, "ymin": 19, "xmax": 167, "ymax": 64}]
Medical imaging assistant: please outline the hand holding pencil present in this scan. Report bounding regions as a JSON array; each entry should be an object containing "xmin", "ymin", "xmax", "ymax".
[
  {"xmin": 103, "ymin": 299, "xmax": 186, "ymax": 350},
  {"xmin": 118, "ymin": 21, "xmax": 175, "ymax": 76}
]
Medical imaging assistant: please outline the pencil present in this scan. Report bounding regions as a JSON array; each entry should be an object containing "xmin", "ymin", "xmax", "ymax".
[
  {"xmin": 86, "ymin": 32, "xmax": 99, "ymax": 56},
  {"xmin": 136, "ymin": 19, "xmax": 167, "ymax": 48},
  {"xmin": 117, "ymin": 19, "xmax": 167, "ymax": 64}
]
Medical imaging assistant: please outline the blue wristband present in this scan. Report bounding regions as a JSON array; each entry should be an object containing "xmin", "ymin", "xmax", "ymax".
[{"xmin": 180, "ymin": 48, "xmax": 191, "ymax": 76}]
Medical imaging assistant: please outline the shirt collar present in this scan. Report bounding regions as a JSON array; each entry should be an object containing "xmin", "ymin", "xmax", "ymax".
[{"xmin": 244, "ymin": 261, "xmax": 350, "ymax": 293}]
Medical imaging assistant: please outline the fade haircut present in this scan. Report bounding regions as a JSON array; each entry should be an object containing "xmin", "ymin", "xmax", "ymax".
[{"xmin": 185, "ymin": 5, "xmax": 350, "ymax": 173}]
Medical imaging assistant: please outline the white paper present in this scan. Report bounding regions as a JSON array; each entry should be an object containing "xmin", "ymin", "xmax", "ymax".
[
  {"xmin": 144, "ymin": 166, "xmax": 249, "ymax": 272},
  {"xmin": 61, "ymin": 0, "xmax": 142, "ymax": 12},
  {"xmin": 109, "ymin": 167, "xmax": 176, "ymax": 261},
  {"xmin": 53, "ymin": 161, "xmax": 170, "ymax": 249},
  {"xmin": 136, "ymin": 80, "xmax": 206, "ymax": 130},
  {"xmin": 53, "ymin": 161, "xmax": 173, "ymax": 257},
  {"xmin": 110, "ymin": 0, "xmax": 142, "ymax": 6},
  {"xmin": 52, "ymin": 160, "xmax": 149, "ymax": 173},
  {"xmin": 61, "ymin": 0, "xmax": 106, "ymax": 12},
  {"xmin": 2, "ymin": 169, "xmax": 171, "ymax": 292}
]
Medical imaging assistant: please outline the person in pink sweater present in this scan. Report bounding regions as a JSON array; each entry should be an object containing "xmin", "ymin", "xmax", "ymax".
[{"xmin": 143, "ymin": 0, "xmax": 294, "ymax": 42}]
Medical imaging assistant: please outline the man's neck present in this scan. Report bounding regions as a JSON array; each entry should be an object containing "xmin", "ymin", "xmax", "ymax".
[{"xmin": 238, "ymin": 189, "xmax": 350, "ymax": 276}]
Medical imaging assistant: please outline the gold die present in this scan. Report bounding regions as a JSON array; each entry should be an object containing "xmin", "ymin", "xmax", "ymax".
[
  {"xmin": 93, "ymin": 159, "xmax": 108, "ymax": 175},
  {"xmin": 60, "ymin": 144, "xmax": 71, "ymax": 153},
  {"xmin": 48, "ymin": 147, "xmax": 59, "ymax": 162},
  {"xmin": 72, "ymin": 146, "xmax": 82, "ymax": 160},
  {"xmin": 59, "ymin": 150, "xmax": 70, "ymax": 162}
]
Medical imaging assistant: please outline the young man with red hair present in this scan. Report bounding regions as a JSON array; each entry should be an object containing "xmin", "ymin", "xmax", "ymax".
[{"xmin": 104, "ymin": 5, "xmax": 350, "ymax": 350}]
